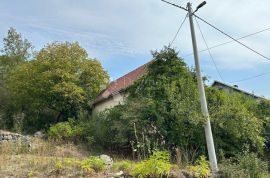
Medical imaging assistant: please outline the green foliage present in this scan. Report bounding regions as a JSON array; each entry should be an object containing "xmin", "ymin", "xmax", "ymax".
[
  {"xmin": 48, "ymin": 121, "xmax": 75, "ymax": 141},
  {"xmin": 81, "ymin": 156, "xmax": 106, "ymax": 172},
  {"xmin": 187, "ymin": 156, "xmax": 210, "ymax": 178},
  {"xmin": 132, "ymin": 151, "xmax": 172, "ymax": 178},
  {"xmin": 0, "ymin": 28, "xmax": 34, "ymax": 130},
  {"xmin": 207, "ymin": 88, "xmax": 265, "ymax": 156},
  {"xmin": 1, "ymin": 27, "xmax": 33, "ymax": 60},
  {"xmin": 95, "ymin": 47, "xmax": 206, "ymax": 159},
  {"xmin": 54, "ymin": 160, "xmax": 65, "ymax": 175},
  {"xmin": 94, "ymin": 47, "xmax": 266, "ymax": 161},
  {"xmin": 47, "ymin": 118, "xmax": 92, "ymax": 143},
  {"xmin": 5, "ymin": 42, "xmax": 109, "ymax": 131},
  {"xmin": 219, "ymin": 153, "xmax": 269, "ymax": 178},
  {"xmin": 88, "ymin": 106, "xmax": 135, "ymax": 152},
  {"xmin": 112, "ymin": 160, "xmax": 134, "ymax": 174},
  {"xmin": 53, "ymin": 158, "xmax": 95, "ymax": 175},
  {"xmin": 53, "ymin": 157, "xmax": 106, "ymax": 175},
  {"xmin": 237, "ymin": 153, "xmax": 269, "ymax": 178},
  {"xmin": 218, "ymin": 159, "xmax": 247, "ymax": 178},
  {"xmin": 254, "ymin": 100, "xmax": 270, "ymax": 147}
]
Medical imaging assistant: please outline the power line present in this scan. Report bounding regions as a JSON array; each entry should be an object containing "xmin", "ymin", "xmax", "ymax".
[
  {"xmin": 194, "ymin": 16, "xmax": 225, "ymax": 82},
  {"xmin": 161, "ymin": 0, "xmax": 188, "ymax": 11},
  {"xmin": 169, "ymin": 13, "xmax": 188, "ymax": 47},
  {"xmin": 230, "ymin": 71, "xmax": 270, "ymax": 83},
  {"xmin": 178, "ymin": 0, "xmax": 186, "ymax": 7},
  {"xmin": 184, "ymin": 27, "xmax": 270, "ymax": 57},
  {"xmin": 161, "ymin": 0, "xmax": 270, "ymax": 85},
  {"xmin": 195, "ymin": 15, "xmax": 270, "ymax": 61},
  {"xmin": 161, "ymin": 0, "xmax": 270, "ymax": 58}
]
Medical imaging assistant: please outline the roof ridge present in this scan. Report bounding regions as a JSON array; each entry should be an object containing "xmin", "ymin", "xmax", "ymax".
[
  {"xmin": 93, "ymin": 62, "xmax": 149, "ymax": 105},
  {"xmin": 212, "ymin": 80, "xmax": 265, "ymax": 99}
]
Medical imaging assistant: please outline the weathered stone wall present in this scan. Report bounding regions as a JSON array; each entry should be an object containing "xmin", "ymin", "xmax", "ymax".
[{"xmin": 0, "ymin": 130, "xmax": 31, "ymax": 147}]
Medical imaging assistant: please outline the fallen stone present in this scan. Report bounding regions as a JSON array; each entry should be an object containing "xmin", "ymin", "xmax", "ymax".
[
  {"xmin": 99, "ymin": 154, "xmax": 113, "ymax": 167},
  {"xmin": 34, "ymin": 131, "xmax": 44, "ymax": 138}
]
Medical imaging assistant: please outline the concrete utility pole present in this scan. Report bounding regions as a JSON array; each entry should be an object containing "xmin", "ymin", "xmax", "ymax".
[{"xmin": 187, "ymin": 2, "xmax": 218, "ymax": 173}]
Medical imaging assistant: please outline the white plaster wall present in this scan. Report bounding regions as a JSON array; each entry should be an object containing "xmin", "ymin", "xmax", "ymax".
[{"xmin": 92, "ymin": 93, "xmax": 126, "ymax": 115}]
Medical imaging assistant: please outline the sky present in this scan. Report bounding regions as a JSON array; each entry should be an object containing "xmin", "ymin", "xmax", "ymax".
[{"xmin": 0, "ymin": 0, "xmax": 270, "ymax": 98}]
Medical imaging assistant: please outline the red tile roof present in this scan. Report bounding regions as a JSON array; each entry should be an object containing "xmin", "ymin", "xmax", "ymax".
[{"xmin": 93, "ymin": 63, "xmax": 148, "ymax": 105}]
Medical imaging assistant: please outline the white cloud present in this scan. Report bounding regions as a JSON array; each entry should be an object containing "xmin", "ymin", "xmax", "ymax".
[{"xmin": 0, "ymin": 0, "xmax": 270, "ymax": 70}]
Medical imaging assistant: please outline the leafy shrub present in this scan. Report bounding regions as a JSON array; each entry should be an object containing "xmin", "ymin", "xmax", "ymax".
[
  {"xmin": 91, "ymin": 48, "xmax": 267, "ymax": 160},
  {"xmin": 48, "ymin": 122, "xmax": 73, "ymax": 141},
  {"xmin": 187, "ymin": 156, "xmax": 210, "ymax": 178},
  {"xmin": 54, "ymin": 160, "xmax": 64, "ymax": 175},
  {"xmin": 53, "ymin": 157, "xmax": 106, "ymax": 176},
  {"xmin": 48, "ymin": 119, "xmax": 85, "ymax": 142},
  {"xmin": 132, "ymin": 151, "xmax": 172, "ymax": 178},
  {"xmin": 219, "ymin": 159, "xmax": 247, "ymax": 178},
  {"xmin": 207, "ymin": 88, "xmax": 265, "ymax": 156},
  {"xmin": 81, "ymin": 156, "xmax": 106, "ymax": 172},
  {"xmin": 219, "ymin": 153, "xmax": 269, "ymax": 178},
  {"xmin": 112, "ymin": 160, "xmax": 134, "ymax": 174},
  {"xmin": 238, "ymin": 153, "xmax": 268, "ymax": 178}
]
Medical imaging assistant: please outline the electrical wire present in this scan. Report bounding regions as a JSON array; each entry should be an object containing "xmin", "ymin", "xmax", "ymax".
[
  {"xmin": 195, "ymin": 15, "xmax": 270, "ymax": 83},
  {"xmin": 162, "ymin": 0, "xmax": 270, "ymax": 85},
  {"xmin": 178, "ymin": 0, "xmax": 186, "ymax": 7},
  {"xmin": 184, "ymin": 27, "xmax": 270, "ymax": 57},
  {"xmin": 161, "ymin": 0, "xmax": 188, "ymax": 11},
  {"xmin": 195, "ymin": 15, "xmax": 270, "ymax": 61},
  {"xmin": 229, "ymin": 71, "xmax": 270, "ymax": 83},
  {"xmin": 169, "ymin": 13, "xmax": 188, "ymax": 47},
  {"xmin": 194, "ymin": 16, "xmax": 225, "ymax": 82}
]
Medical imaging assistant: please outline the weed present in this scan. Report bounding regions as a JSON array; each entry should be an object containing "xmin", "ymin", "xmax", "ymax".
[
  {"xmin": 112, "ymin": 160, "xmax": 134, "ymax": 174},
  {"xmin": 132, "ymin": 151, "xmax": 172, "ymax": 178},
  {"xmin": 219, "ymin": 153, "xmax": 269, "ymax": 178},
  {"xmin": 81, "ymin": 156, "xmax": 106, "ymax": 172},
  {"xmin": 187, "ymin": 155, "xmax": 210, "ymax": 178}
]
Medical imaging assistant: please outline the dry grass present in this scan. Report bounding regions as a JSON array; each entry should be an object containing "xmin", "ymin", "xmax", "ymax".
[{"xmin": 0, "ymin": 138, "xmax": 107, "ymax": 178}]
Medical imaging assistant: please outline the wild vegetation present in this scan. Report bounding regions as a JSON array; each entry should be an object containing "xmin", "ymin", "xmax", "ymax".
[
  {"xmin": 0, "ymin": 28, "xmax": 109, "ymax": 132},
  {"xmin": 89, "ymin": 48, "xmax": 268, "ymax": 158},
  {"xmin": 0, "ymin": 28, "xmax": 270, "ymax": 177}
]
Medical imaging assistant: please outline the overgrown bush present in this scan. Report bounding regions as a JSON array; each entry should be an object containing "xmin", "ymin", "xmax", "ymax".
[
  {"xmin": 4, "ymin": 41, "xmax": 109, "ymax": 132},
  {"xmin": 112, "ymin": 160, "xmax": 134, "ymax": 174},
  {"xmin": 207, "ymin": 88, "xmax": 265, "ymax": 156},
  {"xmin": 81, "ymin": 156, "xmax": 106, "ymax": 172},
  {"xmin": 48, "ymin": 121, "xmax": 75, "ymax": 141},
  {"xmin": 132, "ymin": 151, "xmax": 172, "ymax": 178},
  {"xmin": 91, "ymin": 48, "xmax": 266, "ymax": 162},
  {"xmin": 218, "ymin": 159, "xmax": 247, "ymax": 178},
  {"xmin": 237, "ymin": 153, "xmax": 268, "ymax": 178},
  {"xmin": 53, "ymin": 156, "xmax": 106, "ymax": 176},
  {"xmin": 187, "ymin": 156, "xmax": 210, "ymax": 178},
  {"xmin": 47, "ymin": 119, "xmax": 89, "ymax": 143},
  {"xmin": 219, "ymin": 153, "xmax": 269, "ymax": 178}
]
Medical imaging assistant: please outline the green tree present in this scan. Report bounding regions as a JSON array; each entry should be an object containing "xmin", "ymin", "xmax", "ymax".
[
  {"xmin": 0, "ymin": 27, "xmax": 33, "ymax": 80},
  {"xmin": 207, "ymin": 88, "xmax": 265, "ymax": 156},
  {"xmin": 253, "ymin": 100, "xmax": 270, "ymax": 148},
  {"xmin": 126, "ymin": 48, "xmax": 205, "ymax": 155},
  {"xmin": 93, "ymin": 48, "xmax": 205, "ymax": 159},
  {"xmin": 1, "ymin": 27, "xmax": 33, "ymax": 60},
  {"xmin": 0, "ymin": 28, "xmax": 33, "ymax": 129},
  {"xmin": 93, "ymin": 47, "xmax": 265, "ymax": 160},
  {"xmin": 5, "ymin": 42, "xmax": 109, "ymax": 131}
]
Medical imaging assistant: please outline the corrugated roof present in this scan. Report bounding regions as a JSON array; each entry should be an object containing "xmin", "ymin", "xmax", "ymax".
[{"xmin": 93, "ymin": 63, "xmax": 148, "ymax": 105}]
